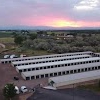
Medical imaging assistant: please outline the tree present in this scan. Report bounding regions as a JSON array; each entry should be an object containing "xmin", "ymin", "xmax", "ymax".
[
  {"xmin": 28, "ymin": 33, "xmax": 37, "ymax": 40},
  {"xmin": 14, "ymin": 35, "xmax": 23, "ymax": 45},
  {"xmin": 51, "ymin": 33, "xmax": 55, "ymax": 36},
  {"xmin": 35, "ymin": 41, "xmax": 49, "ymax": 50},
  {"xmin": 3, "ymin": 83, "xmax": 16, "ymax": 100}
]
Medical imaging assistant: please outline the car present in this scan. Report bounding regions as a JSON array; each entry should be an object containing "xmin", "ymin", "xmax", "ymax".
[
  {"xmin": 13, "ymin": 55, "xmax": 18, "ymax": 58},
  {"xmin": 20, "ymin": 54, "xmax": 27, "ymax": 58},
  {"xmin": 21, "ymin": 86, "xmax": 28, "ymax": 93},
  {"xmin": 15, "ymin": 86, "xmax": 20, "ymax": 94},
  {"xmin": 10, "ymin": 54, "xmax": 16, "ymax": 59},
  {"xmin": 4, "ymin": 55, "xmax": 10, "ymax": 59},
  {"xmin": 14, "ymin": 76, "xmax": 19, "ymax": 80}
]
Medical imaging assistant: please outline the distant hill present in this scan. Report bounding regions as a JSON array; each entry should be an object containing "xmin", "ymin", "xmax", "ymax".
[{"xmin": 0, "ymin": 26, "xmax": 100, "ymax": 30}]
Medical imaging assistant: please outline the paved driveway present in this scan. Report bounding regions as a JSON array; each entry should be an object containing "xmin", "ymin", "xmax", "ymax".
[{"xmin": 27, "ymin": 87, "xmax": 100, "ymax": 100}]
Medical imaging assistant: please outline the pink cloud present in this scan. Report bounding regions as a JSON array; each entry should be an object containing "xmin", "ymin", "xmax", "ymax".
[{"xmin": 17, "ymin": 15, "xmax": 100, "ymax": 27}]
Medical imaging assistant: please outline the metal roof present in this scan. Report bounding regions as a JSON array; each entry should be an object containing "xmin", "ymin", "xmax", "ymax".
[
  {"xmin": 12, "ymin": 55, "xmax": 91, "ymax": 65},
  {"xmin": 17, "ymin": 57, "xmax": 100, "ymax": 70},
  {"xmin": 95, "ymin": 53, "xmax": 100, "ymax": 54},
  {"xmin": 21, "ymin": 62, "xmax": 100, "ymax": 77},
  {"xmin": 0, "ymin": 51, "xmax": 92, "ymax": 62},
  {"xmin": 49, "ymin": 70, "xmax": 100, "ymax": 84}
]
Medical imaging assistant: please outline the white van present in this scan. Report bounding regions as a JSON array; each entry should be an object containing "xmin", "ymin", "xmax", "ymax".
[{"xmin": 15, "ymin": 86, "xmax": 20, "ymax": 94}]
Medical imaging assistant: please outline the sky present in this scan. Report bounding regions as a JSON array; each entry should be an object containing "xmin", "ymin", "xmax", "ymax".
[{"xmin": 0, "ymin": 0, "xmax": 100, "ymax": 28}]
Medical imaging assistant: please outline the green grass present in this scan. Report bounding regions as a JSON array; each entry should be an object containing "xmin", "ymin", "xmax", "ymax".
[
  {"xmin": 0, "ymin": 40, "xmax": 53, "ymax": 57},
  {"xmin": 78, "ymin": 84, "xmax": 100, "ymax": 92},
  {"xmin": 0, "ymin": 32, "xmax": 12, "ymax": 37},
  {"xmin": 18, "ymin": 49, "xmax": 53, "ymax": 56},
  {"xmin": 47, "ymin": 31, "xmax": 62, "ymax": 34},
  {"xmin": 33, "ymin": 50, "xmax": 53, "ymax": 56},
  {"xmin": 0, "ymin": 37, "xmax": 14, "ymax": 43}
]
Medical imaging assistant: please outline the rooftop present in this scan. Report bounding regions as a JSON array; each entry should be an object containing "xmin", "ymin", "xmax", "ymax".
[
  {"xmin": 17, "ymin": 57, "xmax": 100, "ymax": 70},
  {"xmin": 21, "ymin": 62, "xmax": 100, "ymax": 77},
  {"xmin": 12, "ymin": 55, "xmax": 91, "ymax": 65},
  {"xmin": 0, "ymin": 51, "xmax": 93, "ymax": 62},
  {"xmin": 49, "ymin": 70, "xmax": 100, "ymax": 84}
]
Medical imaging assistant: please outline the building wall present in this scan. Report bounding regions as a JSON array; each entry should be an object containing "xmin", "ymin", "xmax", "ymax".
[
  {"xmin": 20, "ymin": 63, "xmax": 100, "ymax": 80},
  {"xmin": 50, "ymin": 75, "xmax": 100, "ymax": 88},
  {"xmin": 56, "ymin": 80, "xmax": 98, "ymax": 89}
]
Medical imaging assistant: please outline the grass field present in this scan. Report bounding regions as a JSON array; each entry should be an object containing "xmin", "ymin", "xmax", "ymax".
[
  {"xmin": 0, "ymin": 37, "xmax": 53, "ymax": 58},
  {"xmin": 78, "ymin": 83, "xmax": 100, "ymax": 93},
  {"xmin": 32, "ymin": 49, "xmax": 53, "ymax": 56},
  {"xmin": 17, "ymin": 49, "xmax": 53, "ymax": 56},
  {"xmin": 0, "ymin": 37, "xmax": 14, "ymax": 43},
  {"xmin": 0, "ymin": 32, "xmax": 12, "ymax": 37}
]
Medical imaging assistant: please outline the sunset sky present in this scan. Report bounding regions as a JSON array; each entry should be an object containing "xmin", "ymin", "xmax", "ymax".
[{"xmin": 0, "ymin": 0, "xmax": 100, "ymax": 28}]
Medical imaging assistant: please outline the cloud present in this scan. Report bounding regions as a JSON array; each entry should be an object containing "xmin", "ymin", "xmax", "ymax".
[
  {"xmin": 0, "ymin": 0, "xmax": 100, "ymax": 27},
  {"xmin": 74, "ymin": 0, "xmax": 100, "ymax": 10}
]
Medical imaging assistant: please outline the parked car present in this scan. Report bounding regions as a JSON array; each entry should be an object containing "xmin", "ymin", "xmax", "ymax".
[
  {"xmin": 4, "ymin": 55, "xmax": 10, "ymax": 59},
  {"xmin": 15, "ymin": 86, "xmax": 20, "ymax": 94},
  {"xmin": 13, "ymin": 55, "xmax": 18, "ymax": 58},
  {"xmin": 21, "ymin": 86, "xmax": 28, "ymax": 93},
  {"xmin": 10, "ymin": 54, "xmax": 16, "ymax": 59},
  {"xmin": 20, "ymin": 54, "xmax": 27, "ymax": 58}
]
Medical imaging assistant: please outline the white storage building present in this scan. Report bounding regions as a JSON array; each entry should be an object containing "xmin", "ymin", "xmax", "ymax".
[
  {"xmin": 49, "ymin": 70, "xmax": 100, "ymax": 88},
  {"xmin": 0, "ymin": 51, "xmax": 93, "ymax": 64},
  {"xmin": 21, "ymin": 61, "xmax": 100, "ymax": 80},
  {"xmin": 12, "ymin": 55, "xmax": 91, "ymax": 67},
  {"xmin": 16, "ymin": 57, "xmax": 100, "ymax": 73}
]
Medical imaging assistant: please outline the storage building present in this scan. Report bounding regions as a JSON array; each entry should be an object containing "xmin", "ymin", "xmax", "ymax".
[
  {"xmin": 12, "ymin": 55, "xmax": 91, "ymax": 67},
  {"xmin": 16, "ymin": 57, "xmax": 100, "ymax": 73},
  {"xmin": 0, "ymin": 51, "xmax": 93, "ymax": 64},
  {"xmin": 21, "ymin": 60, "xmax": 100, "ymax": 80},
  {"xmin": 49, "ymin": 70, "xmax": 100, "ymax": 88}
]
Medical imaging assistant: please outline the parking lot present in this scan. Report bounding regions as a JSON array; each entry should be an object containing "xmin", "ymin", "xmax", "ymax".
[
  {"xmin": 0, "ymin": 63, "xmax": 48, "ymax": 100},
  {"xmin": 27, "ymin": 87, "xmax": 100, "ymax": 100},
  {"xmin": 0, "ymin": 63, "xmax": 100, "ymax": 100}
]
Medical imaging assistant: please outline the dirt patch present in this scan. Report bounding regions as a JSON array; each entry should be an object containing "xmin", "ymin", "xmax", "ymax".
[
  {"xmin": 0, "ymin": 63, "xmax": 48, "ymax": 100},
  {"xmin": 0, "ymin": 43, "xmax": 5, "ymax": 48}
]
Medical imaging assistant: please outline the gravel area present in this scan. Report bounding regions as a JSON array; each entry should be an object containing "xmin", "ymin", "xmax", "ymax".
[{"xmin": 0, "ymin": 63, "xmax": 48, "ymax": 100}]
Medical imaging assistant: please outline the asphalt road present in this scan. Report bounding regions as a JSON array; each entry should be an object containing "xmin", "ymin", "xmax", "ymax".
[{"xmin": 27, "ymin": 87, "xmax": 100, "ymax": 100}]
